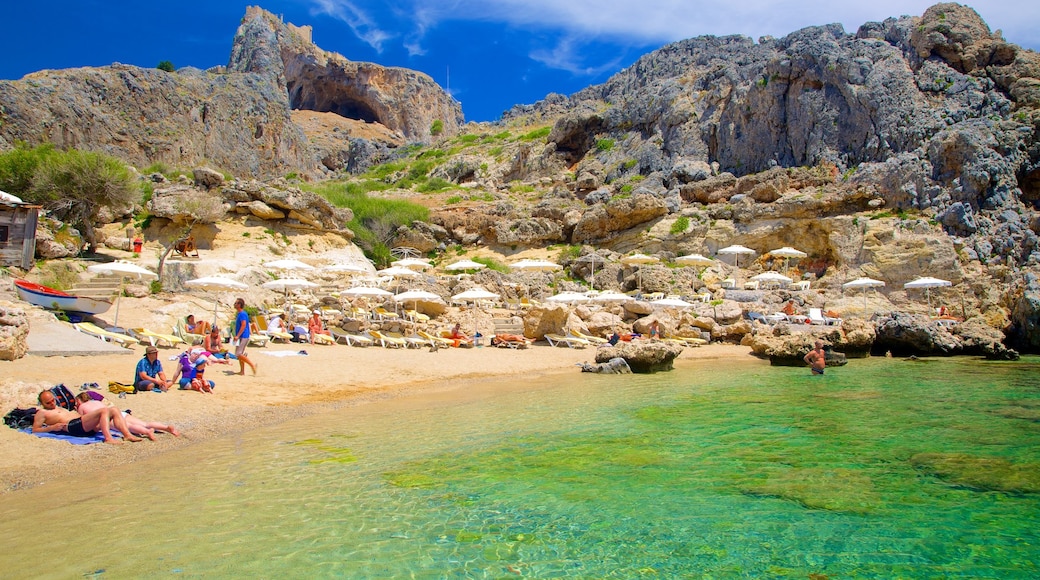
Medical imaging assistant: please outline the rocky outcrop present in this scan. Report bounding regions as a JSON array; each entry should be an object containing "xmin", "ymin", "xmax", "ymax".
[
  {"xmin": 595, "ymin": 341, "xmax": 684, "ymax": 373},
  {"xmin": 873, "ymin": 311, "xmax": 962, "ymax": 355},
  {"xmin": 0, "ymin": 6, "xmax": 460, "ymax": 178},
  {"xmin": 0, "ymin": 64, "xmax": 315, "ymax": 179},
  {"xmin": 0, "ymin": 301, "xmax": 29, "ymax": 361},
  {"xmin": 228, "ymin": 6, "xmax": 463, "ymax": 144}
]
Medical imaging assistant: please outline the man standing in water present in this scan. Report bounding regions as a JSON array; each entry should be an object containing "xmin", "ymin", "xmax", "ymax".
[
  {"xmin": 804, "ymin": 340, "xmax": 827, "ymax": 375},
  {"xmin": 233, "ymin": 298, "xmax": 258, "ymax": 376}
]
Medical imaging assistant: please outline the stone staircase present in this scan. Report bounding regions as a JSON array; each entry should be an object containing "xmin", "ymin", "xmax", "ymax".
[{"xmin": 69, "ymin": 273, "xmax": 122, "ymax": 299}]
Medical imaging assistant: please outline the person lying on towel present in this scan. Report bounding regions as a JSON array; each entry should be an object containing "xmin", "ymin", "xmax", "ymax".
[
  {"xmin": 33, "ymin": 390, "xmax": 142, "ymax": 444},
  {"xmin": 74, "ymin": 392, "xmax": 180, "ymax": 440}
]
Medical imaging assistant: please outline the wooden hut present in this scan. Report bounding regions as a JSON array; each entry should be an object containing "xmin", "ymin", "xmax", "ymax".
[{"xmin": 0, "ymin": 200, "xmax": 40, "ymax": 270}]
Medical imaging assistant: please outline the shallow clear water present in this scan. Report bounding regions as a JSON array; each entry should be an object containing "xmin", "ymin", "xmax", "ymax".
[{"xmin": 1, "ymin": 356, "xmax": 1039, "ymax": 578}]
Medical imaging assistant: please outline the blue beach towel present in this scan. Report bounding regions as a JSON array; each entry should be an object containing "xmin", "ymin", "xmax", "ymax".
[{"xmin": 22, "ymin": 427, "xmax": 122, "ymax": 445}]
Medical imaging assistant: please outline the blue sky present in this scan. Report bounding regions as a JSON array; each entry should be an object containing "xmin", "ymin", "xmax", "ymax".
[{"xmin": 2, "ymin": 1, "xmax": 1037, "ymax": 122}]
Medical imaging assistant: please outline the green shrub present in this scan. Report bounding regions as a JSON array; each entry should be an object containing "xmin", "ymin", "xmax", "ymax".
[
  {"xmin": 0, "ymin": 141, "xmax": 59, "ymax": 195},
  {"xmin": 457, "ymin": 134, "xmax": 479, "ymax": 144},
  {"xmin": 304, "ymin": 181, "xmax": 430, "ymax": 266},
  {"xmin": 493, "ymin": 131, "xmax": 512, "ymax": 140},
  {"xmin": 596, "ymin": 138, "xmax": 615, "ymax": 152},
  {"xmin": 446, "ymin": 195, "xmax": 463, "ymax": 204},
  {"xmin": 417, "ymin": 177, "xmax": 454, "ymax": 193},
  {"xmin": 473, "ymin": 256, "xmax": 509, "ymax": 273},
  {"xmin": 670, "ymin": 216, "xmax": 690, "ymax": 235},
  {"xmin": 430, "ymin": 119, "xmax": 444, "ymax": 136},
  {"xmin": 520, "ymin": 127, "xmax": 551, "ymax": 141},
  {"xmin": 623, "ymin": 159, "xmax": 638, "ymax": 170},
  {"xmin": 157, "ymin": 61, "xmax": 175, "ymax": 72}
]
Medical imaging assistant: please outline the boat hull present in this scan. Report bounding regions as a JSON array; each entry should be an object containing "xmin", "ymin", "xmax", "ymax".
[{"xmin": 13, "ymin": 280, "xmax": 112, "ymax": 315}]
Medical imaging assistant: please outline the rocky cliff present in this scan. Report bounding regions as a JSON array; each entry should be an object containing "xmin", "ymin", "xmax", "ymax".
[{"xmin": 0, "ymin": 6, "xmax": 461, "ymax": 178}]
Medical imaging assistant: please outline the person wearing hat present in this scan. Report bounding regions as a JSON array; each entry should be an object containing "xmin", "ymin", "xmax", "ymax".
[
  {"xmin": 134, "ymin": 346, "xmax": 171, "ymax": 392},
  {"xmin": 308, "ymin": 310, "xmax": 330, "ymax": 344}
]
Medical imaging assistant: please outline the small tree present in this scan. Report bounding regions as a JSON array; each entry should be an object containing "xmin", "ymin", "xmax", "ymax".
[
  {"xmin": 155, "ymin": 192, "xmax": 227, "ymax": 282},
  {"xmin": 157, "ymin": 61, "xmax": 175, "ymax": 72},
  {"xmin": 430, "ymin": 119, "xmax": 444, "ymax": 136},
  {"xmin": 0, "ymin": 141, "xmax": 58, "ymax": 195},
  {"xmin": 30, "ymin": 149, "xmax": 137, "ymax": 253}
]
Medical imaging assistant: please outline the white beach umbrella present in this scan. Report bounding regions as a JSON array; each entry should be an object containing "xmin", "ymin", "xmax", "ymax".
[
  {"xmin": 591, "ymin": 291, "xmax": 634, "ymax": 304},
  {"xmin": 343, "ymin": 286, "xmax": 393, "ymax": 298},
  {"xmin": 86, "ymin": 260, "xmax": 159, "ymax": 330},
  {"xmin": 393, "ymin": 289, "xmax": 444, "ymax": 307},
  {"xmin": 651, "ymin": 297, "xmax": 694, "ymax": 309},
  {"xmin": 377, "ymin": 266, "xmax": 423, "ymax": 279},
  {"xmin": 262, "ymin": 278, "xmax": 319, "ymax": 292},
  {"xmin": 544, "ymin": 292, "xmax": 591, "ymax": 304},
  {"xmin": 510, "ymin": 259, "xmax": 562, "ymax": 272},
  {"xmin": 717, "ymin": 245, "xmax": 756, "ymax": 269},
  {"xmin": 574, "ymin": 252, "xmax": 609, "ymax": 291},
  {"xmin": 750, "ymin": 271, "xmax": 793, "ymax": 288},
  {"xmin": 390, "ymin": 257, "xmax": 433, "ymax": 271},
  {"xmin": 322, "ymin": 263, "xmax": 370, "ymax": 274},
  {"xmin": 621, "ymin": 254, "xmax": 660, "ymax": 292},
  {"xmin": 904, "ymin": 277, "xmax": 952, "ymax": 312},
  {"xmin": 444, "ymin": 259, "xmax": 487, "ymax": 272},
  {"xmin": 451, "ymin": 288, "xmax": 500, "ymax": 302},
  {"xmin": 768, "ymin": 246, "xmax": 807, "ymax": 273},
  {"xmin": 675, "ymin": 253, "xmax": 715, "ymax": 268},
  {"xmin": 185, "ymin": 276, "xmax": 249, "ymax": 326},
  {"xmin": 843, "ymin": 277, "xmax": 886, "ymax": 312}
]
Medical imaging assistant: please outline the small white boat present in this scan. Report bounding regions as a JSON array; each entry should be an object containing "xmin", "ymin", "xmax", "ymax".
[{"xmin": 13, "ymin": 279, "xmax": 112, "ymax": 315}]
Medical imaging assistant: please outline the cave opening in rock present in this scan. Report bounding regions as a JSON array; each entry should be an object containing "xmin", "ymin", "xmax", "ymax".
[{"xmin": 288, "ymin": 81, "xmax": 381, "ymax": 124}]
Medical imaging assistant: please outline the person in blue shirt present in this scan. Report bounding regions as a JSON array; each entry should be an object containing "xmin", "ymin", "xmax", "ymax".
[
  {"xmin": 233, "ymin": 297, "xmax": 257, "ymax": 375},
  {"xmin": 134, "ymin": 345, "xmax": 171, "ymax": 392}
]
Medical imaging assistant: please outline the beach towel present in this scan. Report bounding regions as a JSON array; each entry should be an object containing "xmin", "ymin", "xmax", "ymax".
[
  {"xmin": 259, "ymin": 350, "xmax": 309, "ymax": 357},
  {"xmin": 4, "ymin": 408, "xmax": 37, "ymax": 430},
  {"xmin": 21, "ymin": 427, "xmax": 122, "ymax": 445}
]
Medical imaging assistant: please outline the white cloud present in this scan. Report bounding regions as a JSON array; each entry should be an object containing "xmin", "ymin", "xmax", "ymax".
[
  {"xmin": 308, "ymin": 0, "xmax": 394, "ymax": 52},
  {"xmin": 308, "ymin": 0, "xmax": 1040, "ymax": 68}
]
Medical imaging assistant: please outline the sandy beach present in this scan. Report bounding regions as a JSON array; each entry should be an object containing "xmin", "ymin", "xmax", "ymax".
[{"xmin": 0, "ymin": 312, "xmax": 748, "ymax": 494}]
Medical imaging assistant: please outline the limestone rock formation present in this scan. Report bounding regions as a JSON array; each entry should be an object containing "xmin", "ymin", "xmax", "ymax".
[
  {"xmin": 0, "ymin": 64, "xmax": 314, "ymax": 179},
  {"xmin": 0, "ymin": 301, "xmax": 29, "ymax": 361},
  {"xmin": 228, "ymin": 6, "xmax": 463, "ymax": 144},
  {"xmin": 595, "ymin": 341, "xmax": 685, "ymax": 373},
  {"xmin": 0, "ymin": 6, "xmax": 461, "ymax": 178}
]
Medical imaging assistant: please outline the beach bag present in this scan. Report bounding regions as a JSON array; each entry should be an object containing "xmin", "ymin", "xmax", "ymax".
[
  {"xmin": 108, "ymin": 381, "xmax": 136, "ymax": 395},
  {"xmin": 3, "ymin": 408, "xmax": 37, "ymax": 430},
  {"xmin": 49, "ymin": 384, "xmax": 77, "ymax": 411}
]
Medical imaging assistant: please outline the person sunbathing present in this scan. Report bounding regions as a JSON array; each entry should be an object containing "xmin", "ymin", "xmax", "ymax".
[
  {"xmin": 74, "ymin": 393, "xmax": 180, "ymax": 440},
  {"xmin": 308, "ymin": 311, "xmax": 331, "ymax": 344},
  {"xmin": 203, "ymin": 327, "xmax": 236, "ymax": 361},
  {"xmin": 33, "ymin": 390, "xmax": 142, "ymax": 444},
  {"xmin": 448, "ymin": 323, "xmax": 473, "ymax": 347}
]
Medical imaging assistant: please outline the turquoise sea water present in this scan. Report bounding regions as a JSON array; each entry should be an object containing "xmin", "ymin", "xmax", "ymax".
[{"xmin": 1, "ymin": 355, "xmax": 1039, "ymax": 578}]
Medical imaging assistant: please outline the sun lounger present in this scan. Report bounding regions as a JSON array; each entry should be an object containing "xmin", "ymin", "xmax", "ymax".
[
  {"xmin": 404, "ymin": 309, "xmax": 430, "ymax": 323},
  {"xmin": 172, "ymin": 322, "xmax": 205, "ymax": 345},
  {"xmin": 544, "ymin": 333, "xmax": 590, "ymax": 348},
  {"xmin": 384, "ymin": 331, "xmax": 424, "ymax": 349},
  {"xmin": 374, "ymin": 307, "xmax": 399, "ymax": 321},
  {"xmin": 491, "ymin": 334, "xmax": 533, "ymax": 349},
  {"xmin": 244, "ymin": 323, "xmax": 271, "ymax": 347},
  {"xmin": 128, "ymin": 327, "xmax": 185, "ymax": 348},
  {"xmin": 311, "ymin": 332, "xmax": 336, "ymax": 345},
  {"xmin": 368, "ymin": 330, "xmax": 406, "ymax": 348},
  {"xmin": 255, "ymin": 314, "xmax": 293, "ymax": 342},
  {"xmin": 74, "ymin": 322, "xmax": 136, "ymax": 347},
  {"xmin": 571, "ymin": 330, "xmax": 608, "ymax": 344},
  {"xmin": 330, "ymin": 328, "xmax": 373, "ymax": 346},
  {"xmin": 417, "ymin": 330, "xmax": 454, "ymax": 348},
  {"xmin": 808, "ymin": 308, "xmax": 841, "ymax": 326}
]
